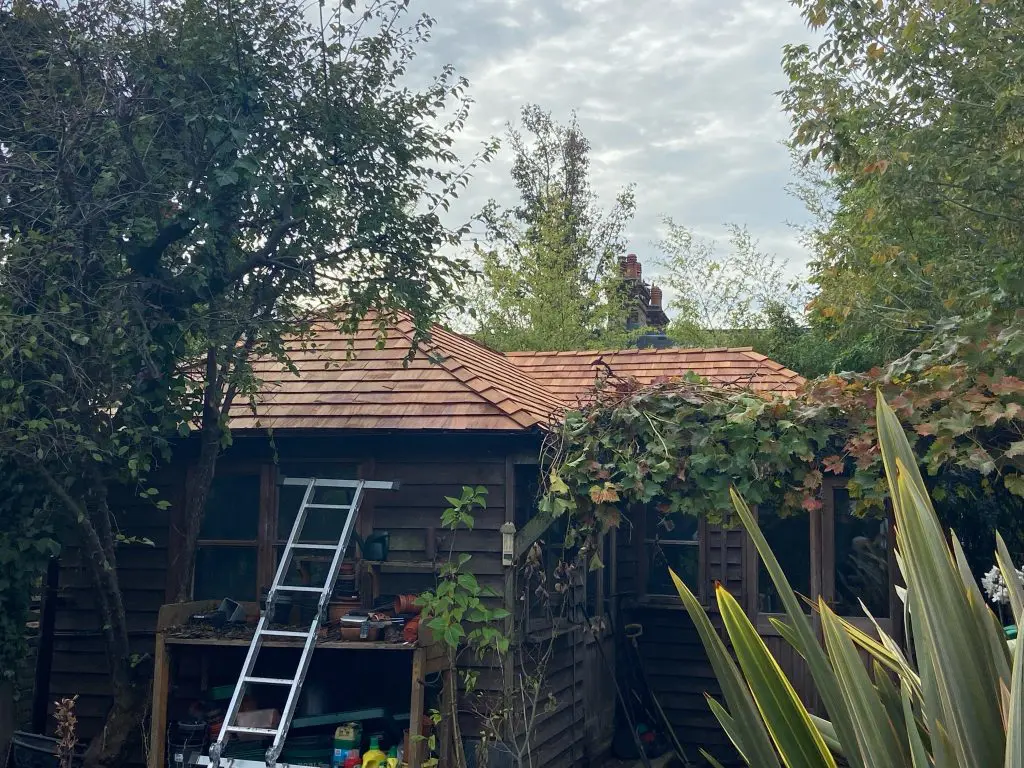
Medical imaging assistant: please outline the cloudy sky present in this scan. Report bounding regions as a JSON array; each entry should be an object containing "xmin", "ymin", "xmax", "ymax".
[{"xmin": 412, "ymin": 0, "xmax": 818, "ymax": 286}]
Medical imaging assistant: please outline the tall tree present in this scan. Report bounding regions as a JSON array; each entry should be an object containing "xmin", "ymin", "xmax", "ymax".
[
  {"xmin": 655, "ymin": 218, "xmax": 801, "ymax": 347},
  {"xmin": 471, "ymin": 105, "xmax": 636, "ymax": 351},
  {"xmin": 783, "ymin": 0, "xmax": 1024, "ymax": 366},
  {"xmin": 0, "ymin": 1, "xmax": 487, "ymax": 764}
]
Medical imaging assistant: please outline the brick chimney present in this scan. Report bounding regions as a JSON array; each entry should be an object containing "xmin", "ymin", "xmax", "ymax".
[
  {"xmin": 649, "ymin": 284, "xmax": 663, "ymax": 308},
  {"xmin": 620, "ymin": 253, "xmax": 642, "ymax": 280}
]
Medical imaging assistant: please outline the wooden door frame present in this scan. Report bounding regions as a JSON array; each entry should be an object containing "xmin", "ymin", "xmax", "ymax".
[{"xmin": 750, "ymin": 479, "xmax": 897, "ymax": 637}]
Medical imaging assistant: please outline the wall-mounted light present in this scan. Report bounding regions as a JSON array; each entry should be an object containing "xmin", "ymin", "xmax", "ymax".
[{"xmin": 500, "ymin": 522, "xmax": 516, "ymax": 567}]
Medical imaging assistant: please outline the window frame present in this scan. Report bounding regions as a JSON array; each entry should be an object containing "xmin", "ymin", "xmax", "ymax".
[
  {"xmin": 751, "ymin": 479, "xmax": 897, "ymax": 636},
  {"xmin": 185, "ymin": 459, "xmax": 369, "ymax": 601},
  {"xmin": 190, "ymin": 463, "xmax": 273, "ymax": 601},
  {"xmin": 637, "ymin": 506, "xmax": 708, "ymax": 607}
]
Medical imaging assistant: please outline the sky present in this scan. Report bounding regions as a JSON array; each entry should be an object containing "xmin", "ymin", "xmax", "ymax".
[{"xmin": 412, "ymin": 0, "xmax": 819, "ymax": 287}]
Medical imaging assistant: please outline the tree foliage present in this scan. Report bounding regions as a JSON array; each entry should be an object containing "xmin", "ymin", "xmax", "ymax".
[
  {"xmin": 784, "ymin": 0, "xmax": 1024, "ymax": 366},
  {"xmin": 0, "ymin": 0, "xmax": 486, "ymax": 763},
  {"xmin": 471, "ymin": 105, "xmax": 636, "ymax": 351},
  {"xmin": 656, "ymin": 219, "xmax": 801, "ymax": 347}
]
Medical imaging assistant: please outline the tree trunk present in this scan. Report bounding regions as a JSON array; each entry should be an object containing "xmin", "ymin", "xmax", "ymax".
[
  {"xmin": 173, "ymin": 404, "xmax": 224, "ymax": 602},
  {"xmin": 74, "ymin": 502, "xmax": 146, "ymax": 768}
]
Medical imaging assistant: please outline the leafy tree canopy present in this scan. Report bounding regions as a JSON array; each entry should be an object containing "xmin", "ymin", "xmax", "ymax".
[
  {"xmin": 470, "ymin": 105, "xmax": 637, "ymax": 351},
  {"xmin": 0, "ymin": 0, "xmax": 486, "ymax": 763},
  {"xmin": 784, "ymin": 0, "xmax": 1024, "ymax": 366}
]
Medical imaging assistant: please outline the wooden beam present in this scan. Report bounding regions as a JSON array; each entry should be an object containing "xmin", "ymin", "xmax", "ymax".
[
  {"xmin": 513, "ymin": 511, "xmax": 556, "ymax": 561},
  {"xmin": 407, "ymin": 647, "xmax": 426, "ymax": 768}
]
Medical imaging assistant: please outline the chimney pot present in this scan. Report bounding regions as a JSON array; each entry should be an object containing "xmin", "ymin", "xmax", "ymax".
[
  {"xmin": 626, "ymin": 253, "xmax": 638, "ymax": 264},
  {"xmin": 650, "ymin": 285, "xmax": 662, "ymax": 307}
]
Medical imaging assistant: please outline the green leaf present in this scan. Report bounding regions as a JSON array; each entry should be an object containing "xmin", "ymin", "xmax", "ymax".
[
  {"xmin": 670, "ymin": 569, "xmax": 782, "ymax": 768},
  {"xmin": 717, "ymin": 586, "xmax": 836, "ymax": 768}
]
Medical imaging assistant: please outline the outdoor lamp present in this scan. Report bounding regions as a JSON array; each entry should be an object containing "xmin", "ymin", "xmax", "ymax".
[{"xmin": 500, "ymin": 522, "xmax": 516, "ymax": 566}]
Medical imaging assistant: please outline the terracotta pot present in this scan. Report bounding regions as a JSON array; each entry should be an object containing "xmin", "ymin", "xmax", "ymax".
[
  {"xmin": 393, "ymin": 593, "xmax": 420, "ymax": 615},
  {"xmin": 328, "ymin": 599, "xmax": 361, "ymax": 624}
]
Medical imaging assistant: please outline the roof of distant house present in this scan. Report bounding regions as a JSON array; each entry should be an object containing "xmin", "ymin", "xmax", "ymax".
[
  {"xmin": 504, "ymin": 347, "xmax": 804, "ymax": 404},
  {"xmin": 230, "ymin": 316, "xmax": 805, "ymax": 432}
]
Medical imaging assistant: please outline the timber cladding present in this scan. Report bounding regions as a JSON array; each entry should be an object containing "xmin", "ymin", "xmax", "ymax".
[{"xmin": 43, "ymin": 432, "xmax": 538, "ymax": 763}]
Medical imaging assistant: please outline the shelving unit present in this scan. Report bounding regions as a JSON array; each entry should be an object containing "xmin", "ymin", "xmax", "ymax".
[{"xmin": 148, "ymin": 601, "xmax": 452, "ymax": 768}]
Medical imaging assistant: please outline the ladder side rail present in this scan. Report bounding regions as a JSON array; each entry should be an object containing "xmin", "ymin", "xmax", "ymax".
[
  {"xmin": 211, "ymin": 478, "xmax": 317, "ymax": 767},
  {"xmin": 265, "ymin": 480, "xmax": 367, "ymax": 765}
]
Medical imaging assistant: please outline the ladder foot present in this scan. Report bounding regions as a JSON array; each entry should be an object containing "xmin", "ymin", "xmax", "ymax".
[
  {"xmin": 208, "ymin": 742, "xmax": 222, "ymax": 768},
  {"xmin": 266, "ymin": 743, "xmax": 284, "ymax": 767}
]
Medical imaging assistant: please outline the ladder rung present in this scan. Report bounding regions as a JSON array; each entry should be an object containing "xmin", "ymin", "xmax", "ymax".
[
  {"xmin": 275, "ymin": 585, "xmax": 324, "ymax": 593},
  {"xmin": 289, "ymin": 543, "xmax": 338, "ymax": 551},
  {"xmin": 224, "ymin": 726, "xmax": 280, "ymax": 738},
  {"xmin": 261, "ymin": 629, "xmax": 310, "ymax": 638},
  {"xmin": 243, "ymin": 676, "xmax": 294, "ymax": 686},
  {"xmin": 303, "ymin": 503, "xmax": 352, "ymax": 510}
]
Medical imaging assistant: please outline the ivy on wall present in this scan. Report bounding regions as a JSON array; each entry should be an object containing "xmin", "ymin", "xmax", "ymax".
[{"xmin": 541, "ymin": 316, "xmax": 1024, "ymax": 560}]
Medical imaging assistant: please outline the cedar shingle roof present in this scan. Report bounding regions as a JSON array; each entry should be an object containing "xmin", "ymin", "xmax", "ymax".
[
  {"xmin": 230, "ymin": 315, "xmax": 565, "ymax": 432},
  {"xmin": 505, "ymin": 347, "xmax": 805, "ymax": 403},
  {"xmin": 230, "ymin": 317, "xmax": 803, "ymax": 432}
]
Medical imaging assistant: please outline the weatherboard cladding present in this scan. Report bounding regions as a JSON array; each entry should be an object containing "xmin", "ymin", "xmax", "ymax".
[{"xmin": 230, "ymin": 315, "xmax": 804, "ymax": 431}]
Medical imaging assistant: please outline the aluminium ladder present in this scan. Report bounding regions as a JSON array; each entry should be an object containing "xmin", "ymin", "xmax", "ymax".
[{"xmin": 207, "ymin": 477, "xmax": 398, "ymax": 768}]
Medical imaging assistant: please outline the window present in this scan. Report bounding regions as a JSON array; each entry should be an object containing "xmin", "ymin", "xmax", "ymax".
[
  {"xmin": 193, "ymin": 472, "xmax": 262, "ymax": 601},
  {"xmin": 828, "ymin": 487, "xmax": 890, "ymax": 619},
  {"xmin": 756, "ymin": 507, "xmax": 812, "ymax": 614},
  {"xmin": 191, "ymin": 462, "xmax": 361, "ymax": 601},
  {"xmin": 643, "ymin": 508, "xmax": 701, "ymax": 598},
  {"xmin": 753, "ymin": 484, "xmax": 892, "ymax": 624}
]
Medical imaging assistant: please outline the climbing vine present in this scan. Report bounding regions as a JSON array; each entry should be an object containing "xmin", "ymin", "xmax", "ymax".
[{"xmin": 541, "ymin": 315, "xmax": 1024, "ymax": 558}]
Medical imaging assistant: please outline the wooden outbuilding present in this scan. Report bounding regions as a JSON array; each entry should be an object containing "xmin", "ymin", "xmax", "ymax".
[{"xmin": 32, "ymin": 314, "xmax": 894, "ymax": 768}]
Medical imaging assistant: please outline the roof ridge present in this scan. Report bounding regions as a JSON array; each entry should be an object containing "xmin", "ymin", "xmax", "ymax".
[{"xmin": 391, "ymin": 320, "xmax": 563, "ymax": 426}]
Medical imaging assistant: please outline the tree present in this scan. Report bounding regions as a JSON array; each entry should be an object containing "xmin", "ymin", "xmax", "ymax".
[
  {"xmin": 655, "ymin": 218, "xmax": 802, "ymax": 349},
  {"xmin": 471, "ymin": 105, "xmax": 637, "ymax": 351},
  {"xmin": 0, "ymin": 1, "xmax": 487, "ymax": 764},
  {"xmin": 783, "ymin": 0, "xmax": 1024, "ymax": 366}
]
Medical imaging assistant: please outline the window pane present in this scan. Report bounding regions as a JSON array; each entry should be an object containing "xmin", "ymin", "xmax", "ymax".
[
  {"xmin": 759, "ymin": 509, "xmax": 811, "ymax": 613},
  {"xmin": 834, "ymin": 488, "xmax": 890, "ymax": 617},
  {"xmin": 277, "ymin": 463, "xmax": 358, "ymax": 541},
  {"xmin": 274, "ymin": 546, "xmax": 335, "ymax": 589},
  {"xmin": 194, "ymin": 546, "xmax": 257, "ymax": 601},
  {"xmin": 200, "ymin": 474, "xmax": 260, "ymax": 540},
  {"xmin": 647, "ymin": 543, "xmax": 698, "ymax": 595},
  {"xmin": 646, "ymin": 510, "xmax": 698, "ymax": 543}
]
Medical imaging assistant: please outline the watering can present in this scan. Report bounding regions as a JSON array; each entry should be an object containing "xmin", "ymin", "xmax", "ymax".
[{"xmin": 353, "ymin": 530, "xmax": 390, "ymax": 561}]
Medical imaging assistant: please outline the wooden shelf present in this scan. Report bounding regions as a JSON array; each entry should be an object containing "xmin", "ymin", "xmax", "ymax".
[
  {"xmin": 362, "ymin": 559, "xmax": 439, "ymax": 573},
  {"xmin": 163, "ymin": 634, "xmax": 420, "ymax": 650}
]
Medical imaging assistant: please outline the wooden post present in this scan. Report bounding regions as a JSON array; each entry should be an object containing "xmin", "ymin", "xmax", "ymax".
[
  {"xmin": 407, "ymin": 647, "xmax": 426, "ymax": 767},
  {"xmin": 149, "ymin": 634, "xmax": 171, "ymax": 768},
  {"xmin": 31, "ymin": 557, "xmax": 60, "ymax": 733},
  {"xmin": 439, "ymin": 667, "xmax": 456, "ymax": 767}
]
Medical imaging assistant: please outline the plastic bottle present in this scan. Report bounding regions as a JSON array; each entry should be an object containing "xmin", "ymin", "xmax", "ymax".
[
  {"xmin": 342, "ymin": 749, "xmax": 361, "ymax": 768},
  {"xmin": 385, "ymin": 746, "xmax": 399, "ymax": 768},
  {"xmin": 361, "ymin": 736, "xmax": 387, "ymax": 768}
]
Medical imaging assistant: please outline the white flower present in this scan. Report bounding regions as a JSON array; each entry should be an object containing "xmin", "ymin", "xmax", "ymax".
[{"xmin": 981, "ymin": 564, "xmax": 1024, "ymax": 605}]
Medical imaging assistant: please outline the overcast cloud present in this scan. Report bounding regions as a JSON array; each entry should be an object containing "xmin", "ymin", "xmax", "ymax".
[{"xmin": 412, "ymin": 0, "xmax": 817, "ymax": 289}]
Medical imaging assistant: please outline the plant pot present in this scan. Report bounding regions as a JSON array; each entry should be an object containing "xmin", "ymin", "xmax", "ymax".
[{"xmin": 260, "ymin": 590, "xmax": 293, "ymax": 624}]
